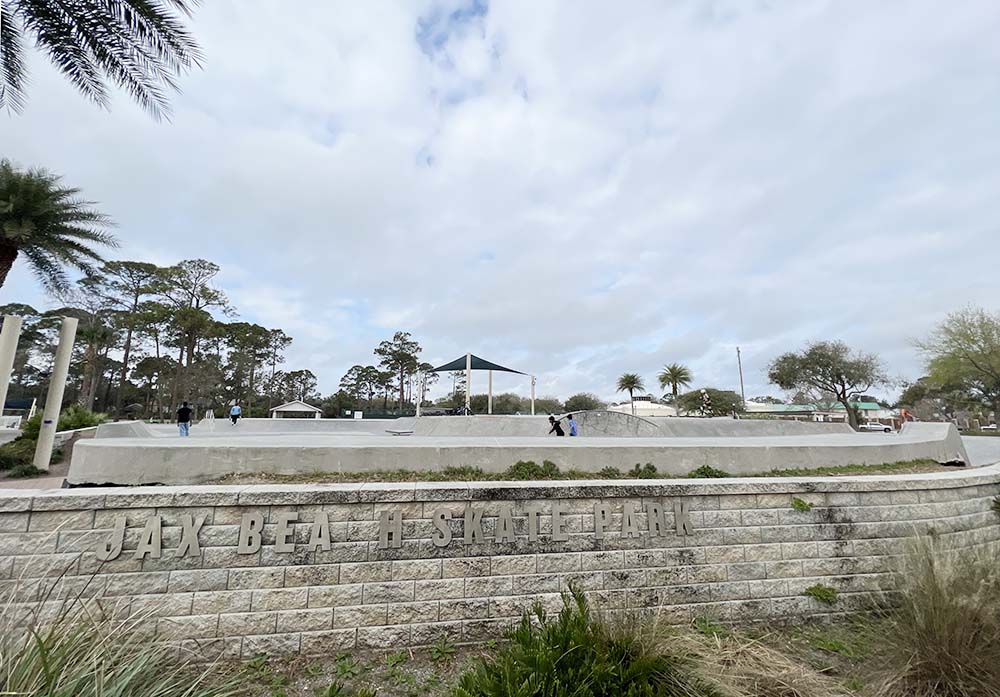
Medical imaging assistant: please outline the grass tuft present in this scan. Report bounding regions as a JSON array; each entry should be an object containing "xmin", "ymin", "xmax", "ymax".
[
  {"xmin": 688, "ymin": 465, "xmax": 731, "ymax": 478},
  {"xmin": 874, "ymin": 537, "xmax": 1000, "ymax": 697},
  {"xmin": 454, "ymin": 586, "xmax": 725, "ymax": 696},
  {"xmin": 0, "ymin": 591, "xmax": 239, "ymax": 696},
  {"xmin": 804, "ymin": 583, "xmax": 839, "ymax": 605},
  {"xmin": 791, "ymin": 497, "xmax": 814, "ymax": 512}
]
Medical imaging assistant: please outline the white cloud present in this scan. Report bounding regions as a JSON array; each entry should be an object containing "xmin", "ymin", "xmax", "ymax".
[{"xmin": 3, "ymin": 0, "xmax": 1000, "ymax": 404}]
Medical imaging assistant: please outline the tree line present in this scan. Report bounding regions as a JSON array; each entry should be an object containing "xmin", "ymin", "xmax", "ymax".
[{"xmin": 1, "ymin": 259, "xmax": 317, "ymax": 419}]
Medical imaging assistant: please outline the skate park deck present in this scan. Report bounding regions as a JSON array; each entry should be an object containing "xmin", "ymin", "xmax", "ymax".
[{"xmin": 66, "ymin": 415, "xmax": 969, "ymax": 486}]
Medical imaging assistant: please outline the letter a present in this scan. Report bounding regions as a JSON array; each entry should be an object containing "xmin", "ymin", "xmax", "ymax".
[
  {"xmin": 308, "ymin": 512, "xmax": 331, "ymax": 552},
  {"xmin": 133, "ymin": 515, "xmax": 162, "ymax": 560}
]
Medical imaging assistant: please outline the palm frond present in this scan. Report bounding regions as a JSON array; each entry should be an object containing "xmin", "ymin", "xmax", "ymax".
[
  {"xmin": 0, "ymin": 159, "xmax": 117, "ymax": 293},
  {"xmin": 20, "ymin": 245, "xmax": 72, "ymax": 294},
  {"xmin": 7, "ymin": 0, "xmax": 202, "ymax": 118},
  {"xmin": 0, "ymin": 1, "xmax": 28, "ymax": 112},
  {"xmin": 13, "ymin": 0, "xmax": 110, "ymax": 108}
]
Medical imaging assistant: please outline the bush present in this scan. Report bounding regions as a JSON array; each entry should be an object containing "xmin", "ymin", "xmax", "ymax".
[
  {"xmin": 688, "ymin": 465, "xmax": 730, "ymax": 478},
  {"xmin": 454, "ymin": 587, "xmax": 724, "ymax": 697},
  {"xmin": 0, "ymin": 438, "xmax": 34, "ymax": 471},
  {"xmin": 506, "ymin": 460, "xmax": 562, "ymax": 480},
  {"xmin": 876, "ymin": 537, "xmax": 1000, "ymax": 697},
  {"xmin": 20, "ymin": 406, "xmax": 107, "ymax": 440},
  {"xmin": 628, "ymin": 463, "xmax": 658, "ymax": 478}
]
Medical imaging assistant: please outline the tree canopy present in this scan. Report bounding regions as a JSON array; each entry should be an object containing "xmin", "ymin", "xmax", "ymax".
[
  {"xmin": 917, "ymin": 307, "xmax": 1000, "ymax": 420},
  {"xmin": 677, "ymin": 388, "xmax": 744, "ymax": 417},
  {"xmin": 657, "ymin": 363, "xmax": 692, "ymax": 400},
  {"xmin": 0, "ymin": 160, "xmax": 119, "ymax": 293},
  {"xmin": 767, "ymin": 340, "xmax": 888, "ymax": 429}
]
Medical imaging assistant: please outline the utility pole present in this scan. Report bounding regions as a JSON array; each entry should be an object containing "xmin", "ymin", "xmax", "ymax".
[{"xmin": 736, "ymin": 346, "xmax": 746, "ymax": 407}]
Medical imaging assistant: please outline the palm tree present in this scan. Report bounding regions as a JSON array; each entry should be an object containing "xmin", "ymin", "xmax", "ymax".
[
  {"xmin": 658, "ymin": 363, "xmax": 693, "ymax": 404},
  {"xmin": 0, "ymin": 160, "xmax": 118, "ymax": 293},
  {"xmin": 616, "ymin": 373, "xmax": 645, "ymax": 416},
  {"xmin": 1, "ymin": 0, "xmax": 202, "ymax": 119}
]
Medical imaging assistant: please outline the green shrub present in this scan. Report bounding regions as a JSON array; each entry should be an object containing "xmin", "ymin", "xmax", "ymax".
[
  {"xmin": 58, "ymin": 405, "xmax": 108, "ymax": 431},
  {"xmin": 688, "ymin": 465, "xmax": 730, "ymax": 478},
  {"xmin": 876, "ymin": 538, "xmax": 1000, "ymax": 697},
  {"xmin": 803, "ymin": 584, "xmax": 838, "ymax": 605},
  {"xmin": 454, "ymin": 587, "xmax": 723, "ymax": 697},
  {"xmin": 20, "ymin": 406, "xmax": 107, "ymax": 440},
  {"xmin": 6, "ymin": 463, "xmax": 45, "ymax": 478},
  {"xmin": 506, "ymin": 460, "xmax": 562, "ymax": 480},
  {"xmin": 597, "ymin": 466, "xmax": 622, "ymax": 479},
  {"xmin": 628, "ymin": 463, "xmax": 657, "ymax": 478},
  {"xmin": 0, "ymin": 438, "xmax": 34, "ymax": 471}
]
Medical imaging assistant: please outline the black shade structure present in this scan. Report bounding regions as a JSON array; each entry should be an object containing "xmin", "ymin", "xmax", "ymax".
[
  {"xmin": 420, "ymin": 353, "xmax": 535, "ymax": 416},
  {"xmin": 428, "ymin": 354, "xmax": 526, "ymax": 375}
]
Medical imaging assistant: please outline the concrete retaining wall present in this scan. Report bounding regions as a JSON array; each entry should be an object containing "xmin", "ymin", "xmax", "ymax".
[
  {"xmin": 2, "ymin": 465, "xmax": 998, "ymax": 660},
  {"xmin": 67, "ymin": 422, "xmax": 969, "ymax": 486}
]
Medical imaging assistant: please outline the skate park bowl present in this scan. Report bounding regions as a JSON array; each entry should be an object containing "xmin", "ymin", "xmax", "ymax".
[{"xmin": 65, "ymin": 412, "xmax": 970, "ymax": 486}]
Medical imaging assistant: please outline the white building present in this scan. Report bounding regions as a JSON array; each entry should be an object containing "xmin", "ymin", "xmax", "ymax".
[
  {"xmin": 607, "ymin": 396, "xmax": 678, "ymax": 417},
  {"xmin": 269, "ymin": 400, "xmax": 324, "ymax": 419}
]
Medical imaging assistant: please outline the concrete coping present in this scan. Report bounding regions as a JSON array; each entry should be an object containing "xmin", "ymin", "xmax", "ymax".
[{"xmin": 1, "ymin": 462, "xmax": 998, "ymax": 510}]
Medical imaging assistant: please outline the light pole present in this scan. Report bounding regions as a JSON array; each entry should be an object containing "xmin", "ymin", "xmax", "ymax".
[{"xmin": 736, "ymin": 346, "xmax": 746, "ymax": 407}]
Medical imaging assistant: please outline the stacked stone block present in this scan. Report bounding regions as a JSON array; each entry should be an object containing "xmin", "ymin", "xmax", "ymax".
[{"xmin": 1, "ymin": 467, "xmax": 999, "ymax": 660}]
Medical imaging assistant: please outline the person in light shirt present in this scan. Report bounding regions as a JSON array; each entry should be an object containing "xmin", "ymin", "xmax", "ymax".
[
  {"xmin": 567, "ymin": 414, "xmax": 578, "ymax": 436},
  {"xmin": 229, "ymin": 402, "xmax": 242, "ymax": 425}
]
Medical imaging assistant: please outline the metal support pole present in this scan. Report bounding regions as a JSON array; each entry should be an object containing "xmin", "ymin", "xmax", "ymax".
[
  {"xmin": 530, "ymin": 376, "xmax": 536, "ymax": 416},
  {"xmin": 464, "ymin": 353, "xmax": 471, "ymax": 414},
  {"xmin": 0, "ymin": 315, "xmax": 23, "ymax": 418},
  {"xmin": 415, "ymin": 371, "xmax": 423, "ymax": 418},
  {"xmin": 488, "ymin": 370, "xmax": 493, "ymax": 415},
  {"xmin": 736, "ymin": 346, "xmax": 746, "ymax": 407},
  {"xmin": 33, "ymin": 317, "xmax": 78, "ymax": 471}
]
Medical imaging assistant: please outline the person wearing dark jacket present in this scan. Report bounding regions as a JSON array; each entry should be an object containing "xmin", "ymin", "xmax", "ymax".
[
  {"xmin": 548, "ymin": 415, "xmax": 565, "ymax": 436},
  {"xmin": 176, "ymin": 402, "xmax": 192, "ymax": 437}
]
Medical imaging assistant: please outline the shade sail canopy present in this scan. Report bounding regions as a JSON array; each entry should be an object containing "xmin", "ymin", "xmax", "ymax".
[{"xmin": 429, "ymin": 354, "xmax": 526, "ymax": 375}]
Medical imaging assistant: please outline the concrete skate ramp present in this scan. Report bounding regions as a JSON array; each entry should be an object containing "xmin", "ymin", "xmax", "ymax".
[
  {"xmin": 94, "ymin": 421, "xmax": 161, "ymax": 438},
  {"xmin": 652, "ymin": 417, "xmax": 853, "ymax": 437},
  {"xmin": 189, "ymin": 418, "xmax": 401, "ymax": 436},
  {"xmin": 408, "ymin": 413, "xmax": 853, "ymax": 438},
  {"xmin": 68, "ymin": 420, "xmax": 969, "ymax": 486}
]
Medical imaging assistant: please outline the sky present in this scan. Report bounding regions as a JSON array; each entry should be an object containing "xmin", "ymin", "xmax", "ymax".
[{"xmin": 3, "ymin": 0, "xmax": 1000, "ymax": 403}]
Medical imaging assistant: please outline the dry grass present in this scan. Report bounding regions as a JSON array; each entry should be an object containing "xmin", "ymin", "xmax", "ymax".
[
  {"xmin": 0, "ymin": 569, "xmax": 240, "ymax": 697},
  {"xmin": 872, "ymin": 538, "xmax": 1000, "ymax": 697},
  {"xmin": 676, "ymin": 625, "xmax": 850, "ymax": 697}
]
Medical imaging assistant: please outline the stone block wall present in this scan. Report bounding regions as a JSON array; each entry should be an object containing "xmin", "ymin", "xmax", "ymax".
[{"xmin": 2, "ymin": 466, "xmax": 999, "ymax": 660}]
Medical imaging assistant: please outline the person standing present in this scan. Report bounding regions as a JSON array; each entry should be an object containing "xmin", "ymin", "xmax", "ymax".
[
  {"xmin": 176, "ymin": 401, "xmax": 192, "ymax": 437},
  {"xmin": 548, "ymin": 415, "xmax": 565, "ymax": 436},
  {"xmin": 230, "ymin": 402, "xmax": 242, "ymax": 425},
  {"xmin": 567, "ymin": 413, "xmax": 578, "ymax": 436}
]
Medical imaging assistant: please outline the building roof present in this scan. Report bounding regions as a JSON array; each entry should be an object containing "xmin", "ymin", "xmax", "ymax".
[
  {"xmin": 745, "ymin": 401, "xmax": 890, "ymax": 413},
  {"xmin": 269, "ymin": 400, "xmax": 323, "ymax": 413}
]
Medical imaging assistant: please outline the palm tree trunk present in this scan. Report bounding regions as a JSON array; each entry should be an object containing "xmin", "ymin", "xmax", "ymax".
[
  {"xmin": 629, "ymin": 389, "xmax": 635, "ymax": 416},
  {"xmin": 0, "ymin": 245, "xmax": 18, "ymax": 289}
]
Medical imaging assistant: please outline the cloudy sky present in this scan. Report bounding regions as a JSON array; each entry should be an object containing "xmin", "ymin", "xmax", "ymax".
[{"xmin": 3, "ymin": 0, "xmax": 999, "ymax": 403}]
